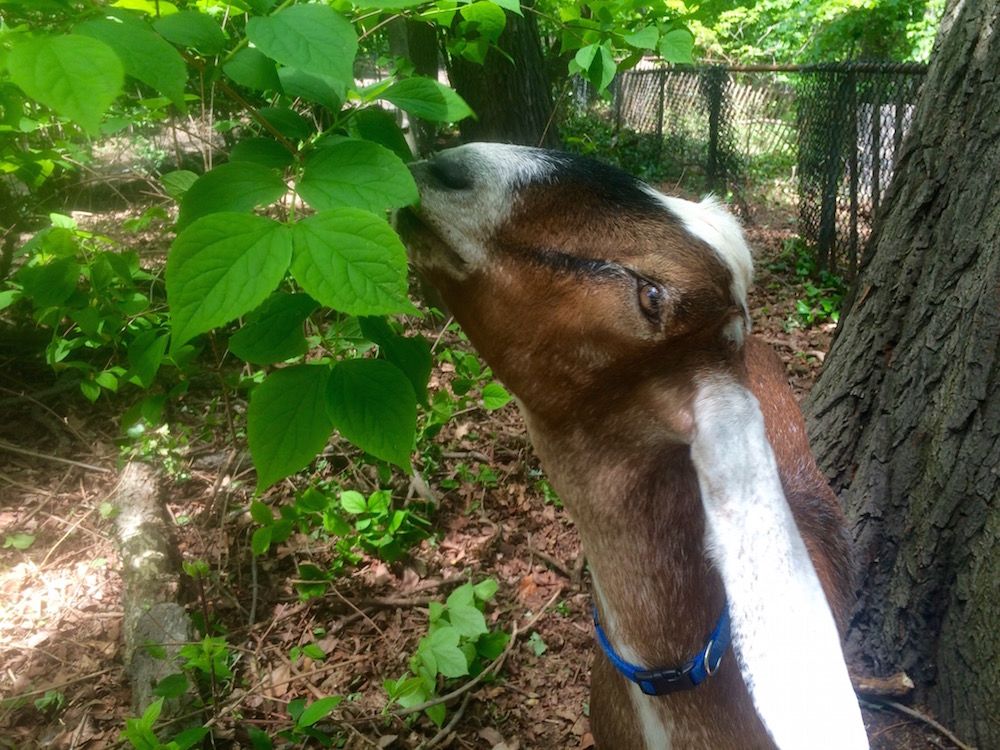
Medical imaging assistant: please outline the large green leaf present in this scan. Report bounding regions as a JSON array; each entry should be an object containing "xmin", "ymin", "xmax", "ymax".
[
  {"xmin": 247, "ymin": 5, "xmax": 356, "ymax": 96},
  {"xmin": 257, "ymin": 106, "xmax": 313, "ymax": 141},
  {"xmin": 153, "ymin": 11, "xmax": 227, "ymax": 54},
  {"xmin": 460, "ymin": 2, "xmax": 507, "ymax": 43},
  {"xmin": 223, "ymin": 48, "xmax": 280, "ymax": 92},
  {"xmin": 17, "ymin": 258, "xmax": 80, "ymax": 308},
  {"xmin": 228, "ymin": 292, "xmax": 318, "ymax": 364},
  {"xmin": 347, "ymin": 108, "xmax": 412, "ymax": 163},
  {"xmin": 176, "ymin": 162, "xmax": 287, "ymax": 229},
  {"xmin": 659, "ymin": 28, "xmax": 694, "ymax": 64},
  {"xmin": 290, "ymin": 209, "xmax": 413, "ymax": 316},
  {"xmin": 278, "ymin": 67, "xmax": 342, "ymax": 111},
  {"xmin": 248, "ymin": 365, "xmax": 334, "ymax": 491},
  {"xmin": 423, "ymin": 627, "xmax": 469, "ymax": 678},
  {"xmin": 229, "ymin": 138, "xmax": 294, "ymax": 169},
  {"xmin": 298, "ymin": 140, "xmax": 417, "ymax": 213},
  {"xmin": 76, "ymin": 16, "xmax": 187, "ymax": 108},
  {"xmin": 7, "ymin": 35, "xmax": 124, "ymax": 134},
  {"xmin": 166, "ymin": 213, "xmax": 293, "ymax": 349},
  {"xmin": 359, "ymin": 317, "xmax": 431, "ymax": 406},
  {"xmin": 623, "ymin": 26, "xmax": 659, "ymax": 51},
  {"xmin": 326, "ymin": 358, "xmax": 416, "ymax": 471},
  {"xmin": 378, "ymin": 78, "xmax": 474, "ymax": 123}
]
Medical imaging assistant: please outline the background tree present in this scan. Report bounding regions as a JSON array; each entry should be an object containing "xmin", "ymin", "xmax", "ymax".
[{"xmin": 805, "ymin": 0, "xmax": 1000, "ymax": 746}]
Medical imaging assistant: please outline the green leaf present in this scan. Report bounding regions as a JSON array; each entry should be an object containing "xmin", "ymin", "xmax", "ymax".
[
  {"xmin": 248, "ymin": 365, "xmax": 334, "ymax": 491},
  {"xmin": 481, "ymin": 382, "xmax": 511, "ymax": 410},
  {"xmin": 460, "ymin": 2, "xmax": 507, "ymax": 42},
  {"xmin": 153, "ymin": 11, "xmax": 227, "ymax": 54},
  {"xmin": 326, "ymin": 358, "xmax": 416, "ymax": 471},
  {"xmin": 347, "ymin": 107, "xmax": 412, "ymax": 163},
  {"xmin": 7, "ymin": 35, "xmax": 124, "ymax": 134},
  {"xmin": 257, "ymin": 106, "xmax": 313, "ymax": 141},
  {"xmin": 340, "ymin": 490, "xmax": 367, "ymax": 514},
  {"xmin": 278, "ymin": 67, "xmax": 342, "ymax": 111},
  {"xmin": 176, "ymin": 162, "xmax": 287, "ymax": 229},
  {"xmin": 476, "ymin": 629, "xmax": 509, "ymax": 659},
  {"xmin": 161, "ymin": 170, "xmax": 198, "ymax": 200},
  {"xmin": 359, "ymin": 317, "xmax": 432, "ymax": 406},
  {"xmin": 426, "ymin": 702, "xmax": 446, "ymax": 727},
  {"xmin": 528, "ymin": 631, "xmax": 548, "ymax": 656},
  {"xmin": 297, "ymin": 696, "xmax": 342, "ymax": 727},
  {"xmin": 446, "ymin": 594, "xmax": 488, "ymax": 639},
  {"xmin": 166, "ymin": 214, "xmax": 292, "ymax": 350},
  {"xmin": 173, "ymin": 726, "xmax": 210, "ymax": 750},
  {"xmin": 230, "ymin": 138, "xmax": 294, "ymax": 169},
  {"xmin": 251, "ymin": 526, "xmax": 272, "ymax": 556},
  {"xmin": 247, "ymin": 5, "xmax": 356, "ymax": 96},
  {"xmin": 4, "ymin": 533, "xmax": 35, "ymax": 550},
  {"xmin": 353, "ymin": 0, "xmax": 427, "ymax": 7},
  {"xmin": 223, "ymin": 48, "xmax": 280, "ymax": 92},
  {"xmin": 491, "ymin": 0, "xmax": 522, "ymax": 14},
  {"xmin": 152, "ymin": 673, "xmax": 188, "ymax": 698},
  {"xmin": 126, "ymin": 330, "xmax": 168, "ymax": 388},
  {"xmin": 17, "ymin": 258, "xmax": 79, "ymax": 307},
  {"xmin": 576, "ymin": 42, "xmax": 616, "ymax": 92},
  {"xmin": 623, "ymin": 26, "xmax": 659, "ymax": 51},
  {"xmin": 379, "ymin": 78, "xmax": 474, "ymax": 123},
  {"xmin": 425, "ymin": 627, "xmax": 469, "ymax": 678},
  {"xmin": 229, "ymin": 292, "xmax": 318, "ymax": 364},
  {"xmin": 298, "ymin": 140, "xmax": 417, "ymax": 213},
  {"xmin": 659, "ymin": 28, "xmax": 694, "ymax": 64},
  {"xmin": 472, "ymin": 578, "xmax": 498, "ymax": 602},
  {"xmin": 290, "ymin": 209, "xmax": 413, "ymax": 316},
  {"xmin": 302, "ymin": 643, "xmax": 326, "ymax": 660},
  {"xmin": 76, "ymin": 16, "xmax": 187, "ymax": 108},
  {"xmin": 250, "ymin": 500, "xmax": 273, "ymax": 525}
]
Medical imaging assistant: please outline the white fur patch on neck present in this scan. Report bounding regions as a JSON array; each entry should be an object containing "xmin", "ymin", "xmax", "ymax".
[
  {"xmin": 690, "ymin": 377, "xmax": 869, "ymax": 750},
  {"xmin": 645, "ymin": 190, "xmax": 753, "ymax": 336},
  {"xmin": 591, "ymin": 574, "xmax": 674, "ymax": 750}
]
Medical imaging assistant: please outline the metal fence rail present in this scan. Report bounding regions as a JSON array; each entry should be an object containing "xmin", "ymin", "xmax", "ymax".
[{"xmin": 601, "ymin": 62, "xmax": 927, "ymax": 278}]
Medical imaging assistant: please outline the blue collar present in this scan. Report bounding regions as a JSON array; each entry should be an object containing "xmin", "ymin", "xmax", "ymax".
[{"xmin": 593, "ymin": 604, "xmax": 731, "ymax": 696}]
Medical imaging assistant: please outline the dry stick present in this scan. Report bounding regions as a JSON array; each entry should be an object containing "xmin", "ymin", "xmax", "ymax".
[
  {"xmin": 0, "ymin": 439, "xmax": 113, "ymax": 474},
  {"xmin": 330, "ymin": 586, "xmax": 386, "ymax": 638},
  {"xmin": 3, "ymin": 668, "xmax": 119, "ymax": 701},
  {"xmin": 430, "ymin": 316, "xmax": 455, "ymax": 354},
  {"xmin": 417, "ymin": 692, "xmax": 473, "ymax": 750},
  {"xmin": 527, "ymin": 544, "xmax": 573, "ymax": 580},
  {"xmin": 861, "ymin": 698, "xmax": 976, "ymax": 750}
]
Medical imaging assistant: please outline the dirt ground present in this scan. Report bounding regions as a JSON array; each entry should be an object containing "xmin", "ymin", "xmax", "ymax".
[{"xmin": 0, "ymin": 201, "xmax": 956, "ymax": 749}]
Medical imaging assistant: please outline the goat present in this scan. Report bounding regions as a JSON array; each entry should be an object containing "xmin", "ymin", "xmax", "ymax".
[{"xmin": 397, "ymin": 143, "xmax": 869, "ymax": 749}]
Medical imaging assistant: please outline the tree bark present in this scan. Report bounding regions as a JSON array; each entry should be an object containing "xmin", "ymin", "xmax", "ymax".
[
  {"xmin": 805, "ymin": 1, "xmax": 1000, "ymax": 746},
  {"xmin": 446, "ymin": 3, "xmax": 559, "ymax": 148}
]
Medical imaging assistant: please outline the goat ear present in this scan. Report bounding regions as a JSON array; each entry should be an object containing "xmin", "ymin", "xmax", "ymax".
[{"xmin": 689, "ymin": 378, "xmax": 869, "ymax": 749}]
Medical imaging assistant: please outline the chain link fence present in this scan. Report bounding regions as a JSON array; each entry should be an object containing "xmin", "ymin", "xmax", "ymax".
[{"xmin": 578, "ymin": 62, "xmax": 927, "ymax": 278}]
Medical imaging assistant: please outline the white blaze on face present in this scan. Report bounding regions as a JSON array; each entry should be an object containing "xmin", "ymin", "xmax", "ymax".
[
  {"xmin": 411, "ymin": 143, "xmax": 557, "ymax": 273},
  {"xmin": 644, "ymin": 190, "xmax": 754, "ymax": 339},
  {"xmin": 690, "ymin": 377, "xmax": 869, "ymax": 750}
]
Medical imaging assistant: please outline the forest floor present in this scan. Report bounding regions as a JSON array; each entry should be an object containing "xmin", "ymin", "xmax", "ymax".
[{"xmin": 0, "ymin": 194, "xmax": 954, "ymax": 750}]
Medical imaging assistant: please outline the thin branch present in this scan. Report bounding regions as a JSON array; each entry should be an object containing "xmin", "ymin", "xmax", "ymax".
[
  {"xmin": 861, "ymin": 698, "xmax": 977, "ymax": 750},
  {"xmin": 0, "ymin": 440, "xmax": 113, "ymax": 474}
]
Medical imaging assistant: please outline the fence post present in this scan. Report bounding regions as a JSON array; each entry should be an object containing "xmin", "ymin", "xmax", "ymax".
[
  {"xmin": 705, "ymin": 66, "xmax": 724, "ymax": 191},
  {"xmin": 656, "ymin": 68, "xmax": 666, "ymax": 160},
  {"xmin": 848, "ymin": 68, "xmax": 859, "ymax": 276}
]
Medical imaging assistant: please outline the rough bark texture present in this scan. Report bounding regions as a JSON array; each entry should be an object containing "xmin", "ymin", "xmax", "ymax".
[
  {"xmin": 805, "ymin": 2, "xmax": 1000, "ymax": 746},
  {"xmin": 446, "ymin": 4, "xmax": 559, "ymax": 148},
  {"xmin": 113, "ymin": 461, "xmax": 198, "ymax": 722}
]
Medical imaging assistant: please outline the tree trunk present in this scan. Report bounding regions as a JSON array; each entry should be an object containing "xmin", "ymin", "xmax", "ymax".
[
  {"xmin": 446, "ymin": 3, "xmax": 559, "ymax": 148},
  {"xmin": 805, "ymin": 1, "xmax": 1000, "ymax": 746}
]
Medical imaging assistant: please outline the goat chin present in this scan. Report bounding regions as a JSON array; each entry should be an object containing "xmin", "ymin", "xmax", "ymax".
[{"xmin": 400, "ymin": 142, "xmax": 870, "ymax": 750}]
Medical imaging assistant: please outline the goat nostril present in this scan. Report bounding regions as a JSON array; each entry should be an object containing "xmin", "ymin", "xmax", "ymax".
[{"xmin": 427, "ymin": 156, "xmax": 473, "ymax": 191}]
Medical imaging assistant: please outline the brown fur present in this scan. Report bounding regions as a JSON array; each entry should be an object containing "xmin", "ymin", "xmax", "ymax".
[{"xmin": 401, "ymin": 154, "xmax": 853, "ymax": 748}]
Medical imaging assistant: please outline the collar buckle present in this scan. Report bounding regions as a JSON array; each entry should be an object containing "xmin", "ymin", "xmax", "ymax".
[{"xmin": 633, "ymin": 666, "xmax": 697, "ymax": 696}]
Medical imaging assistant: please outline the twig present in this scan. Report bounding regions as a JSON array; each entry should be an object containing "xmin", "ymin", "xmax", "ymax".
[
  {"xmin": 330, "ymin": 586, "xmax": 385, "ymax": 638},
  {"xmin": 0, "ymin": 440, "xmax": 113, "ymax": 473},
  {"xmin": 430, "ymin": 316, "xmax": 454, "ymax": 353},
  {"xmin": 417, "ymin": 692, "xmax": 472, "ymax": 750},
  {"xmin": 860, "ymin": 698, "xmax": 976, "ymax": 750},
  {"xmin": 2, "ymin": 668, "xmax": 118, "ymax": 700},
  {"xmin": 527, "ymin": 544, "xmax": 572, "ymax": 580}
]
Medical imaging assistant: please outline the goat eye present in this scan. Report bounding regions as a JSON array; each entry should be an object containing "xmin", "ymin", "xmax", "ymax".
[{"xmin": 637, "ymin": 282, "xmax": 663, "ymax": 319}]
